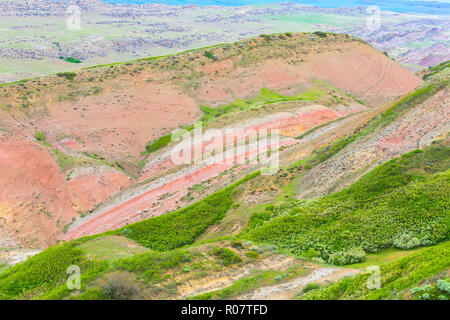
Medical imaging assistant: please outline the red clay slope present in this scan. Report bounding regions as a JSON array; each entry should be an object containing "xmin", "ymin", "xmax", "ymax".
[{"xmin": 0, "ymin": 33, "xmax": 422, "ymax": 248}]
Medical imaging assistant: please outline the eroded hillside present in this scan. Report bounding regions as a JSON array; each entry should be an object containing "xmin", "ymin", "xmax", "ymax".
[
  {"xmin": 0, "ymin": 60, "xmax": 448, "ymax": 301},
  {"xmin": 0, "ymin": 32, "xmax": 422, "ymax": 250}
]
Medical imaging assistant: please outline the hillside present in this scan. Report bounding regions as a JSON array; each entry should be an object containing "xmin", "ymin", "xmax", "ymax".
[
  {"xmin": 0, "ymin": 53, "xmax": 447, "ymax": 300},
  {"xmin": 0, "ymin": 32, "xmax": 422, "ymax": 249}
]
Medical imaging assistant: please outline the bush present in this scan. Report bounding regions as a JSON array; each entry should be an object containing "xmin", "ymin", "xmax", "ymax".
[
  {"xmin": 313, "ymin": 31, "xmax": 327, "ymax": 38},
  {"xmin": 100, "ymin": 272, "xmax": 138, "ymax": 300},
  {"xmin": 0, "ymin": 244, "xmax": 84, "ymax": 298},
  {"xmin": 203, "ymin": 51, "xmax": 217, "ymax": 60},
  {"xmin": 259, "ymin": 34, "xmax": 272, "ymax": 41},
  {"xmin": 328, "ymin": 248, "xmax": 367, "ymax": 266},
  {"xmin": 56, "ymin": 72, "xmax": 77, "ymax": 81},
  {"xmin": 145, "ymin": 133, "xmax": 172, "ymax": 153},
  {"xmin": 437, "ymin": 279, "xmax": 450, "ymax": 294},
  {"xmin": 393, "ymin": 233, "xmax": 421, "ymax": 250},
  {"xmin": 231, "ymin": 240, "xmax": 243, "ymax": 249},
  {"xmin": 302, "ymin": 283, "xmax": 320, "ymax": 293},
  {"xmin": 212, "ymin": 247, "xmax": 242, "ymax": 266},
  {"xmin": 34, "ymin": 131, "xmax": 47, "ymax": 143},
  {"xmin": 244, "ymin": 251, "xmax": 259, "ymax": 259},
  {"xmin": 299, "ymin": 242, "xmax": 449, "ymax": 300},
  {"xmin": 64, "ymin": 57, "xmax": 82, "ymax": 64}
]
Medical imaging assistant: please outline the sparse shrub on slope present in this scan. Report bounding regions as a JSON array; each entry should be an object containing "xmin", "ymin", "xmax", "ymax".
[
  {"xmin": 212, "ymin": 247, "xmax": 242, "ymax": 266},
  {"xmin": 99, "ymin": 272, "xmax": 138, "ymax": 300},
  {"xmin": 56, "ymin": 72, "xmax": 77, "ymax": 81}
]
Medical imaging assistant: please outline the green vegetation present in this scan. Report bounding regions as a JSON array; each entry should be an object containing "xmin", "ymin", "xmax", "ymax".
[
  {"xmin": 203, "ymin": 51, "xmax": 217, "ymax": 60},
  {"xmin": 244, "ymin": 140, "xmax": 450, "ymax": 264},
  {"xmin": 189, "ymin": 264, "xmax": 308, "ymax": 300},
  {"xmin": 56, "ymin": 72, "xmax": 77, "ymax": 81},
  {"xmin": 34, "ymin": 130, "xmax": 50, "ymax": 147},
  {"xmin": 259, "ymin": 34, "xmax": 272, "ymax": 41},
  {"xmin": 116, "ymin": 171, "xmax": 260, "ymax": 250},
  {"xmin": 422, "ymin": 60, "xmax": 449, "ymax": 80},
  {"xmin": 0, "ymin": 264, "xmax": 9, "ymax": 276},
  {"xmin": 211, "ymin": 247, "xmax": 242, "ymax": 266},
  {"xmin": 298, "ymin": 241, "xmax": 449, "ymax": 300},
  {"xmin": 143, "ymin": 87, "xmax": 323, "ymax": 154},
  {"xmin": 145, "ymin": 133, "xmax": 172, "ymax": 154},
  {"xmin": 410, "ymin": 279, "xmax": 450, "ymax": 300},
  {"xmin": 313, "ymin": 31, "xmax": 328, "ymax": 38},
  {"xmin": 0, "ymin": 243, "xmax": 107, "ymax": 299},
  {"xmin": 114, "ymin": 249, "xmax": 193, "ymax": 283},
  {"xmin": 347, "ymin": 246, "xmax": 428, "ymax": 269},
  {"xmin": 200, "ymin": 88, "xmax": 322, "ymax": 124},
  {"xmin": 76, "ymin": 236, "xmax": 151, "ymax": 262},
  {"xmin": 245, "ymin": 250, "xmax": 259, "ymax": 259},
  {"xmin": 64, "ymin": 57, "xmax": 82, "ymax": 64},
  {"xmin": 0, "ymin": 237, "xmax": 193, "ymax": 299}
]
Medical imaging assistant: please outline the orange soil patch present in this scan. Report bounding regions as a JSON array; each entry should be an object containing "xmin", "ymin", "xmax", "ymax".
[
  {"xmin": 0, "ymin": 137, "xmax": 78, "ymax": 248},
  {"xmin": 40, "ymin": 83, "xmax": 200, "ymax": 159},
  {"xmin": 68, "ymin": 167, "xmax": 131, "ymax": 213}
]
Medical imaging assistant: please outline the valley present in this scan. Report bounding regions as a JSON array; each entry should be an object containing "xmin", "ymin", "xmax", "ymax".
[{"xmin": 0, "ymin": 26, "xmax": 448, "ymax": 300}]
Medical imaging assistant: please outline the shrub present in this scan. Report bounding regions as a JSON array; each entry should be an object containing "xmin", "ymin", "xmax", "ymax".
[
  {"xmin": 302, "ymin": 248, "xmax": 320, "ymax": 259},
  {"xmin": 56, "ymin": 72, "xmax": 77, "ymax": 81},
  {"xmin": 183, "ymin": 267, "xmax": 191, "ymax": 273},
  {"xmin": 231, "ymin": 240, "xmax": 243, "ymax": 249},
  {"xmin": 100, "ymin": 272, "xmax": 138, "ymax": 300},
  {"xmin": 302, "ymin": 282, "xmax": 320, "ymax": 293},
  {"xmin": 34, "ymin": 131, "xmax": 47, "ymax": 143},
  {"xmin": 299, "ymin": 242, "xmax": 450, "ymax": 300},
  {"xmin": 313, "ymin": 31, "xmax": 327, "ymax": 38},
  {"xmin": 114, "ymin": 250, "xmax": 192, "ymax": 283},
  {"xmin": 0, "ymin": 244, "xmax": 84, "ymax": 298},
  {"xmin": 328, "ymin": 248, "xmax": 367, "ymax": 266},
  {"xmin": 393, "ymin": 233, "xmax": 421, "ymax": 250},
  {"xmin": 212, "ymin": 247, "xmax": 242, "ymax": 266},
  {"xmin": 145, "ymin": 133, "xmax": 172, "ymax": 153},
  {"xmin": 203, "ymin": 51, "xmax": 217, "ymax": 60},
  {"xmin": 118, "ymin": 172, "xmax": 260, "ymax": 251},
  {"xmin": 437, "ymin": 279, "xmax": 450, "ymax": 294},
  {"xmin": 259, "ymin": 34, "xmax": 272, "ymax": 41},
  {"xmin": 244, "ymin": 251, "xmax": 259, "ymax": 259}
]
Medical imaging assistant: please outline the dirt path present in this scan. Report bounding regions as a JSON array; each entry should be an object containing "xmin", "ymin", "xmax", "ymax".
[{"xmin": 237, "ymin": 267, "xmax": 360, "ymax": 300}]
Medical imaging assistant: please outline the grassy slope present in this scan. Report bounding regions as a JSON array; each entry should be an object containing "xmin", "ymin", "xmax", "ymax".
[
  {"xmin": 298, "ymin": 241, "xmax": 449, "ymax": 300},
  {"xmin": 244, "ymin": 140, "xmax": 450, "ymax": 264}
]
